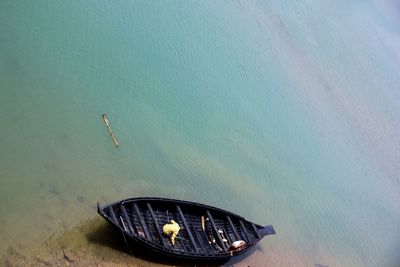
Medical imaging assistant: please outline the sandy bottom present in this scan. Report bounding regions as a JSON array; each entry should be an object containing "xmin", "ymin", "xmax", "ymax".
[
  {"xmin": 1, "ymin": 217, "xmax": 266, "ymax": 267},
  {"xmin": 0, "ymin": 218, "xmax": 172, "ymax": 267},
  {"xmin": 0, "ymin": 216, "xmax": 333, "ymax": 267}
]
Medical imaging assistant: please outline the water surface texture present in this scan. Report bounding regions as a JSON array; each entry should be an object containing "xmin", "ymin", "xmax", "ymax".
[{"xmin": 1, "ymin": 1, "xmax": 399, "ymax": 266}]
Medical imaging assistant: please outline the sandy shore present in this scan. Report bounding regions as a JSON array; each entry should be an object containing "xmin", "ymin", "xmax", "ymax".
[
  {"xmin": 0, "ymin": 217, "xmax": 256, "ymax": 267},
  {"xmin": 0, "ymin": 219, "xmax": 339, "ymax": 267},
  {"xmin": 0, "ymin": 218, "xmax": 171, "ymax": 267}
]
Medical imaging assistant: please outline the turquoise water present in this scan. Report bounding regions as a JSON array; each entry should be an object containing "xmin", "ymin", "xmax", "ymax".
[{"xmin": 1, "ymin": 1, "xmax": 399, "ymax": 266}]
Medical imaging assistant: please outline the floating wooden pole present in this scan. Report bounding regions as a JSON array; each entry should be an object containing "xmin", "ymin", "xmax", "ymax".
[{"xmin": 102, "ymin": 113, "xmax": 119, "ymax": 147}]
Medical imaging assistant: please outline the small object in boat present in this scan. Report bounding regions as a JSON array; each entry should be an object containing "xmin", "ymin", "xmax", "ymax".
[
  {"xmin": 162, "ymin": 220, "xmax": 181, "ymax": 245},
  {"xmin": 101, "ymin": 113, "xmax": 119, "ymax": 147},
  {"xmin": 229, "ymin": 240, "xmax": 247, "ymax": 252},
  {"xmin": 120, "ymin": 216, "xmax": 128, "ymax": 231},
  {"xmin": 201, "ymin": 215, "xmax": 205, "ymax": 231},
  {"xmin": 209, "ymin": 235, "xmax": 216, "ymax": 244},
  {"xmin": 218, "ymin": 229, "xmax": 228, "ymax": 242}
]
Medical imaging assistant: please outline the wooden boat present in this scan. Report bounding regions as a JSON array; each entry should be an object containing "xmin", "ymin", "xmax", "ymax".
[{"xmin": 97, "ymin": 197, "xmax": 275, "ymax": 262}]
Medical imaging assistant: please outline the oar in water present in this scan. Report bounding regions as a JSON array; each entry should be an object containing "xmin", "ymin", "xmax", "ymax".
[{"xmin": 102, "ymin": 113, "xmax": 119, "ymax": 147}]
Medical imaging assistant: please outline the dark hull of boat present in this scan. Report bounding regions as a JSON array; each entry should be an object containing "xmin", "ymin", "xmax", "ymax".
[{"xmin": 97, "ymin": 197, "xmax": 275, "ymax": 262}]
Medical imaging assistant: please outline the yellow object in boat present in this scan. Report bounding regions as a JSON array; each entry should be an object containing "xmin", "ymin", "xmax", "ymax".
[{"xmin": 163, "ymin": 220, "xmax": 180, "ymax": 245}]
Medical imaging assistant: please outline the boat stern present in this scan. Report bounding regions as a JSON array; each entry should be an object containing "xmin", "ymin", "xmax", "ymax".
[{"xmin": 259, "ymin": 225, "xmax": 276, "ymax": 237}]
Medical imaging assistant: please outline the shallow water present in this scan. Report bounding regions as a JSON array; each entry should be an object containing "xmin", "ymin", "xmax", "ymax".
[{"xmin": 0, "ymin": 1, "xmax": 399, "ymax": 266}]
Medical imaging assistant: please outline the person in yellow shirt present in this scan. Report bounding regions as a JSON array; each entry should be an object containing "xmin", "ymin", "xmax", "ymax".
[{"xmin": 162, "ymin": 220, "xmax": 180, "ymax": 245}]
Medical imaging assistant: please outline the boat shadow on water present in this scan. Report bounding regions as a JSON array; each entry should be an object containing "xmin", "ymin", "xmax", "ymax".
[{"xmin": 85, "ymin": 219, "xmax": 127, "ymax": 254}]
